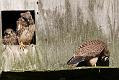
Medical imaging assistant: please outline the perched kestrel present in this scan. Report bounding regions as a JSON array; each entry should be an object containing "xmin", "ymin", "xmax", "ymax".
[
  {"xmin": 3, "ymin": 28, "xmax": 18, "ymax": 45},
  {"xmin": 67, "ymin": 40, "xmax": 110, "ymax": 67},
  {"xmin": 16, "ymin": 11, "xmax": 35, "ymax": 48}
]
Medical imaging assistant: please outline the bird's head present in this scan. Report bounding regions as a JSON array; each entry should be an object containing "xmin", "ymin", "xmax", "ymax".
[
  {"xmin": 4, "ymin": 28, "xmax": 14, "ymax": 37},
  {"xmin": 21, "ymin": 11, "xmax": 32, "ymax": 20},
  {"xmin": 103, "ymin": 49, "xmax": 110, "ymax": 61},
  {"xmin": 20, "ymin": 11, "xmax": 34, "ymax": 25},
  {"xmin": 101, "ymin": 56, "xmax": 109, "ymax": 62}
]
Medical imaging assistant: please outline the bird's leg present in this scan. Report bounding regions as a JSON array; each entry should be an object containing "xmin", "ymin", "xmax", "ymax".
[{"xmin": 89, "ymin": 57, "xmax": 98, "ymax": 67}]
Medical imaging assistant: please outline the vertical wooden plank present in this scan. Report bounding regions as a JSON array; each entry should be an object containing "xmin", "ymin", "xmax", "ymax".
[{"xmin": 0, "ymin": 11, "xmax": 2, "ymax": 70}]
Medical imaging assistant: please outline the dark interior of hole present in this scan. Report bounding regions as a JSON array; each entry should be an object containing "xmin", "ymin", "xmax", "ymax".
[{"xmin": 2, "ymin": 10, "xmax": 36, "ymax": 44}]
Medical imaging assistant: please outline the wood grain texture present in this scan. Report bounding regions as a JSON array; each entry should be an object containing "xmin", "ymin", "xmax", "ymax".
[{"xmin": 0, "ymin": 0, "xmax": 119, "ymax": 71}]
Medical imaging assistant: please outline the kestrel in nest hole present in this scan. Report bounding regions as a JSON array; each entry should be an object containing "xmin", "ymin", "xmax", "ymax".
[
  {"xmin": 3, "ymin": 28, "xmax": 18, "ymax": 45},
  {"xmin": 16, "ymin": 11, "xmax": 35, "ymax": 49}
]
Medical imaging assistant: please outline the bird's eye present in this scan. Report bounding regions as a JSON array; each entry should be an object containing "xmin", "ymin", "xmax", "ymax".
[
  {"xmin": 10, "ymin": 31, "xmax": 12, "ymax": 33},
  {"xmin": 5, "ymin": 33, "xmax": 8, "ymax": 35}
]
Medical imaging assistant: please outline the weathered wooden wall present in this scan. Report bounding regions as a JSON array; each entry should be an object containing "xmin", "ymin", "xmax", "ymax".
[{"xmin": 0, "ymin": 0, "xmax": 119, "ymax": 71}]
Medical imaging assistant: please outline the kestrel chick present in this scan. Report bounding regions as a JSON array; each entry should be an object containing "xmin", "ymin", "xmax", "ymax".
[
  {"xmin": 16, "ymin": 11, "xmax": 35, "ymax": 49},
  {"xmin": 3, "ymin": 28, "xmax": 18, "ymax": 45}
]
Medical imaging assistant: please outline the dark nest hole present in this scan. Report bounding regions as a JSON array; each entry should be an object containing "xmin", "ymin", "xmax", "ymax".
[{"xmin": 1, "ymin": 10, "xmax": 36, "ymax": 45}]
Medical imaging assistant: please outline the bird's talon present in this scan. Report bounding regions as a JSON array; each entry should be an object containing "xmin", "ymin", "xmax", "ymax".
[{"xmin": 19, "ymin": 42, "xmax": 26, "ymax": 50}]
